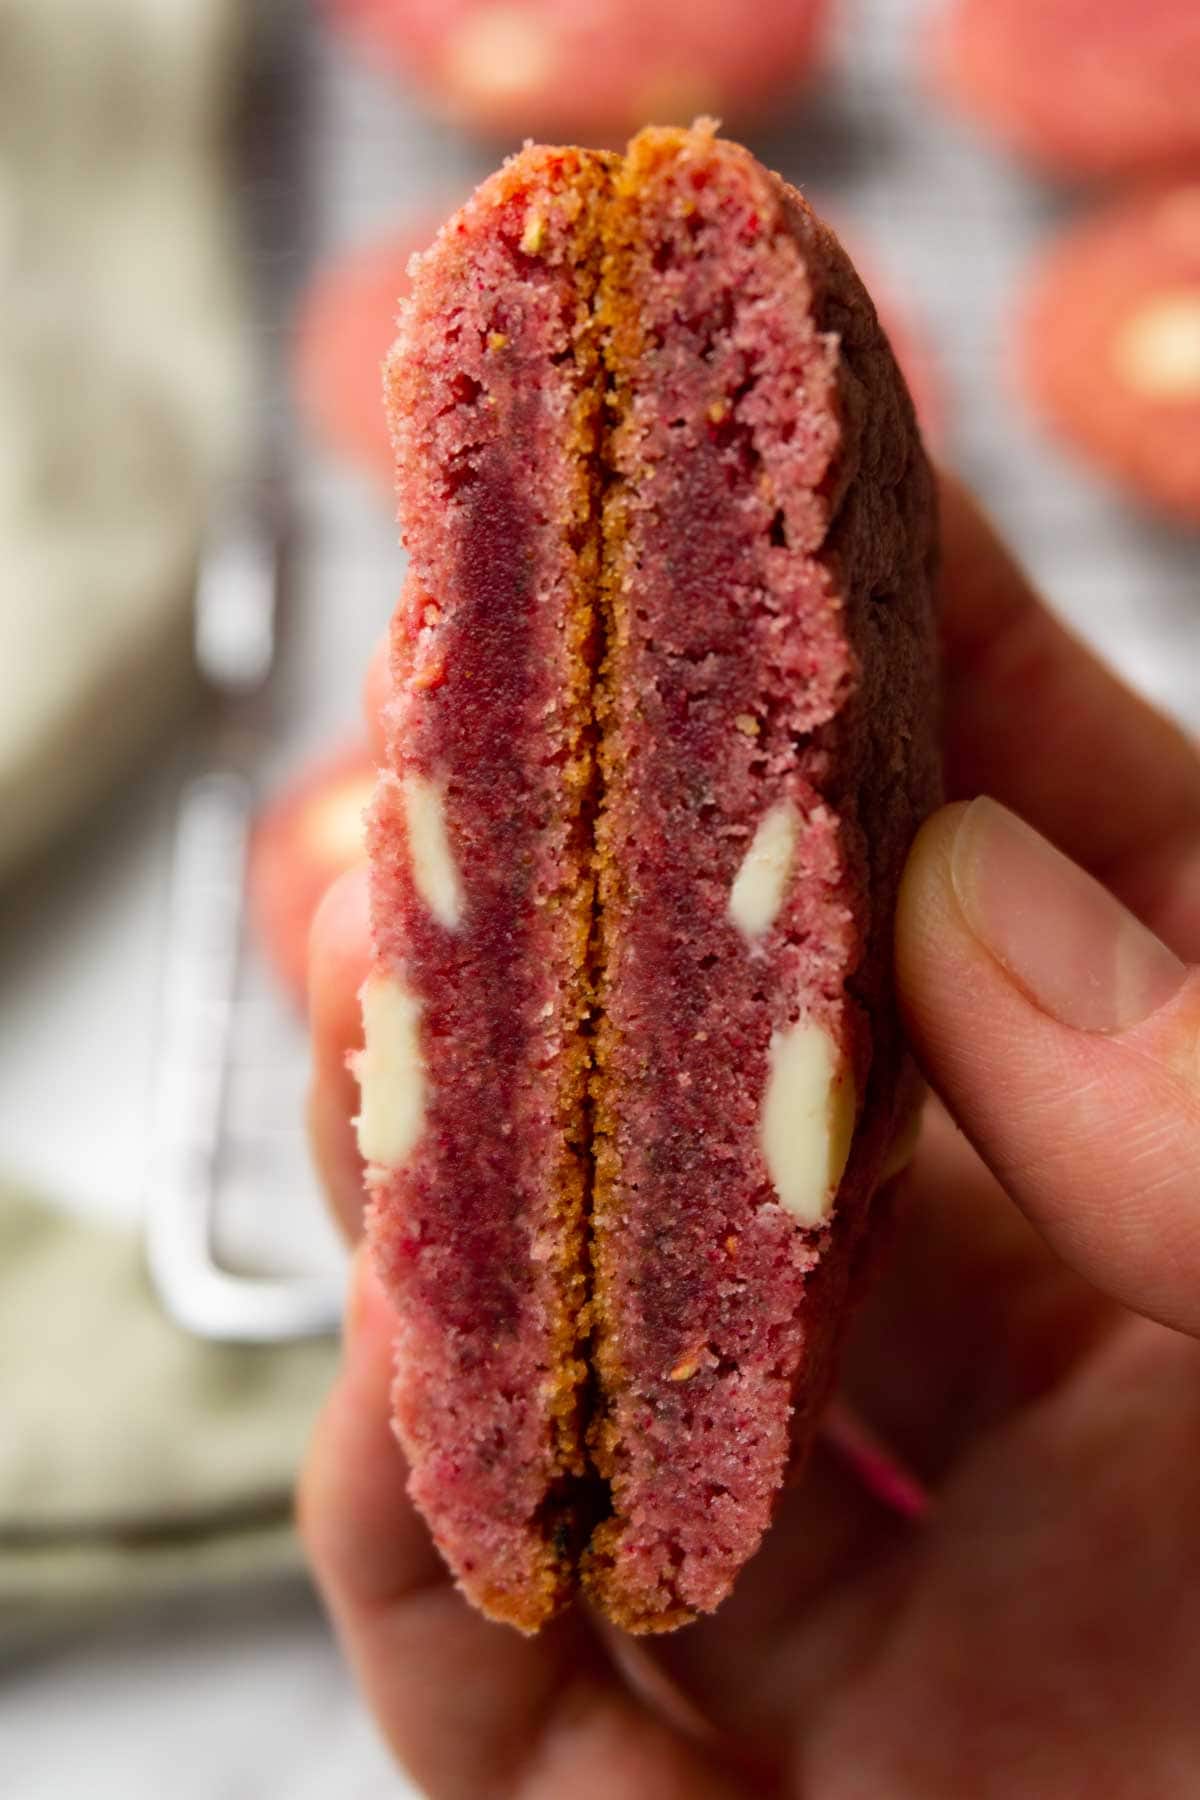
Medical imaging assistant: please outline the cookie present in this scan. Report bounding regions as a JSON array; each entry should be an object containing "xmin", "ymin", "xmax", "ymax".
[
  {"xmin": 1018, "ymin": 183, "xmax": 1200, "ymax": 523},
  {"xmin": 930, "ymin": 0, "xmax": 1200, "ymax": 176},
  {"xmin": 359, "ymin": 124, "xmax": 939, "ymax": 1634},
  {"xmin": 297, "ymin": 214, "xmax": 945, "ymax": 485},
  {"xmin": 250, "ymin": 745, "xmax": 374, "ymax": 1007},
  {"xmin": 326, "ymin": 0, "xmax": 828, "ymax": 142}
]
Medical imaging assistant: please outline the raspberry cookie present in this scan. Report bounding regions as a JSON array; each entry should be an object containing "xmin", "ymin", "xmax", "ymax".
[
  {"xmin": 1019, "ymin": 184, "xmax": 1200, "ymax": 523},
  {"xmin": 359, "ymin": 125, "xmax": 939, "ymax": 1633},
  {"xmin": 930, "ymin": 0, "xmax": 1200, "ymax": 176},
  {"xmin": 326, "ymin": 0, "xmax": 828, "ymax": 143},
  {"xmin": 297, "ymin": 216, "xmax": 945, "ymax": 486}
]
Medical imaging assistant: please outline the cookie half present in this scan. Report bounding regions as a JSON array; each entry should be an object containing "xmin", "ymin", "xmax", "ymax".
[{"xmin": 360, "ymin": 125, "xmax": 939, "ymax": 1634}]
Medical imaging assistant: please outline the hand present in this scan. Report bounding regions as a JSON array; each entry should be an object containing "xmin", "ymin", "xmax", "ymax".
[{"xmin": 299, "ymin": 475, "xmax": 1200, "ymax": 1798}]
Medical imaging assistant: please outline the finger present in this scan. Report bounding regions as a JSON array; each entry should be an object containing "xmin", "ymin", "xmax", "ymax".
[
  {"xmin": 300, "ymin": 1252, "xmax": 743, "ymax": 1800},
  {"xmin": 839, "ymin": 1105, "xmax": 1121, "ymax": 1484},
  {"xmin": 840, "ymin": 482, "xmax": 1200, "ymax": 1481},
  {"xmin": 937, "ymin": 474, "xmax": 1200, "ymax": 955},
  {"xmin": 805, "ymin": 1317, "xmax": 1200, "ymax": 1795},
  {"xmin": 897, "ymin": 798, "xmax": 1200, "ymax": 1336},
  {"xmin": 363, "ymin": 632, "xmax": 390, "ymax": 765},
  {"xmin": 648, "ymin": 1125, "xmax": 1116, "ymax": 1751},
  {"xmin": 307, "ymin": 864, "xmax": 371, "ymax": 1242}
]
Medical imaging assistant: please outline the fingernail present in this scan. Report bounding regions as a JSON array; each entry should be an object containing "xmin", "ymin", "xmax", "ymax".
[{"xmin": 951, "ymin": 797, "xmax": 1187, "ymax": 1034}]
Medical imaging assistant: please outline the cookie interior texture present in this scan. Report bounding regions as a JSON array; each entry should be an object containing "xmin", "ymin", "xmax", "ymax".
[{"xmin": 366, "ymin": 123, "xmax": 939, "ymax": 1634}]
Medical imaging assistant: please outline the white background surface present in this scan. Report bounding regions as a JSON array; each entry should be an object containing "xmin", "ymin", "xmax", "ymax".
[{"xmin": 1, "ymin": 0, "xmax": 1197, "ymax": 1792}]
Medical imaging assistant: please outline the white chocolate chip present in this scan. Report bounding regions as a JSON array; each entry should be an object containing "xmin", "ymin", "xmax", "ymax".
[
  {"xmin": 402, "ymin": 773, "xmax": 464, "ymax": 929},
  {"xmin": 761, "ymin": 1020, "xmax": 855, "ymax": 1225},
  {"xmin": 1111, "ymin": 290, "xmax": 1200, "ymax": 400},
  {"xmin": 728, "ymin": 801, "xmax": 799, "ymax": 939},
  {"xmin": 444, "ymin": 5, "xmax": 556, "ymax": 105},
  {"xmin": 355, "ymin": 976, "xmax": 426, "ymax": 1168}
]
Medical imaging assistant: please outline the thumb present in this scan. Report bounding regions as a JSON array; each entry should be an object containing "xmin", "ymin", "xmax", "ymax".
[{"xmin": 896, "ymin": 798, "xmax": 1200, "ymax": 1336}]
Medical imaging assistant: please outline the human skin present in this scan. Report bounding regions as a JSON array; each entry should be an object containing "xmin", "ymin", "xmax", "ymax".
[{"xmin": 299, "ymin": 474, "xmax": 1200, "ymax": 1798}]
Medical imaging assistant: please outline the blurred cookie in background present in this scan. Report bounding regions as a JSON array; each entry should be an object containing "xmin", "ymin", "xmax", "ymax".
[
  {"xmin": 294, "ymin": 213, "xmax": 449, "ymax": 486},
  {"xmin": 295, "ymin": 206, "xmax": 947, "ymax": 487},
  {"xmin": 929, "ymin": 0, "xmax": 1200, "ymax": 178},
  {"xmin": 1017, "ymin": 183, "xmax": 1200, "ymax": 525},
  {"xmin": 249, "ymin": 744, "xmax": 375, "ymax": 1008},
  {"xmin": 324, "ymin": 0, "xmax": 829, "ymax": 143}
]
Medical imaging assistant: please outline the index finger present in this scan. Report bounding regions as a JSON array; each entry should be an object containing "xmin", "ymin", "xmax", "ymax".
[{"xmin": 937, "ymin": 473, "xmax": 1200, "ymax": 955}]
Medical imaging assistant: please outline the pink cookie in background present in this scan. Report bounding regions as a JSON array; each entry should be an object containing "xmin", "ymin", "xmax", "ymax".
[
  {"xmin": 1017, "ymin": 183, "xmax": 1200, "ymax": 525},
  {"xmin": 324, "ymin": 0, "xmax": 829, "ymax": 142},
  {"xmin": 294, "ymin": 216, "xmax": 449, "ymax": 484},
  {"xmin": 296, "ymin": 210, "xmax": 946, "ymax": 484},
  {"xmin": 249, "ymin": 744, "xmax": 375, "ymax": 1007},
  {"xmin": 929, "ymin": 0, "xmax": 1200, "ymax": 178}
]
